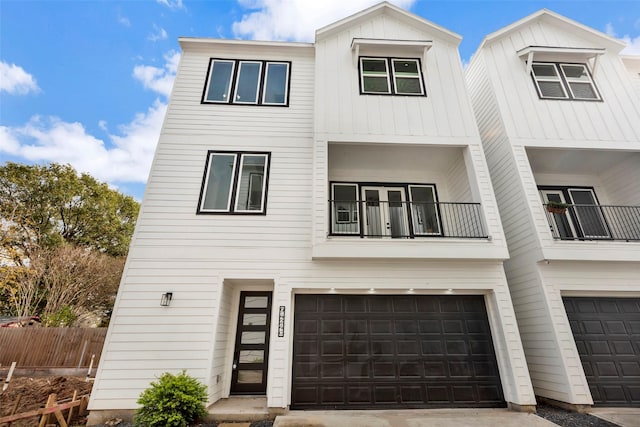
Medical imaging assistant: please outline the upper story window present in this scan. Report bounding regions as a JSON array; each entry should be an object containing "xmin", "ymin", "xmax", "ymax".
[
  {"xmin": 203, "ymin": 59, "xmax": 290, "ymax": 106},
  {"xmin": 531, "ymin": 62, "xmax": 601, "ymax": 101},
  {"xmin": 359, "ymin": 57, "xmax": 425, "ymax": 96},
  {"xmin": 198, "ymin": 151, "xmax": 271, "ymax": 214}
]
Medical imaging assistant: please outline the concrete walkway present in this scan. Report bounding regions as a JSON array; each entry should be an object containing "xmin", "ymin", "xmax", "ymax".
[
  {"xmin": 590, "ymin": 407, "xmax": 640, "ymax": 427},
  {"xmin": 273, "ymin": 408, "xmax": 557, "ymax": 427}
]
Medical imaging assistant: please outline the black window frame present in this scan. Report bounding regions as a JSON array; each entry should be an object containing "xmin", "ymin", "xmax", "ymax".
[
  {"xmin": 530, "ymin": 61, "xmax": 602, "ymax": 102},
  {"xmin": 358, "ymin": 57, "xmax": 427, "ymax": 97},
  {"xmin": 202, "ymin": 58, "xmax": 292, "ymax": 107},
  {"xmin": 197, "ymin": 150, "xmax": 271, "ymax": 215}
]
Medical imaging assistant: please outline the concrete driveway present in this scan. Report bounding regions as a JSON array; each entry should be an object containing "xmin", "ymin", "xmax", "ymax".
[
  {"xmin": 273, "ymin": 408, "xmax": 558, "ymax": 427},
  {"xmin": 590, "ymin": 407, "xmax": 640, "ymax": 427}
]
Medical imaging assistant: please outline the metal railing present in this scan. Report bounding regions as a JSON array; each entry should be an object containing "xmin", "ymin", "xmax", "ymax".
[
  {"xmin": 543, "ymin": 204, "xmax": 640, "ymax": 241},
  {"xmin": 329, "ymin": 200, "xmax": 487, "ymax": 238}
]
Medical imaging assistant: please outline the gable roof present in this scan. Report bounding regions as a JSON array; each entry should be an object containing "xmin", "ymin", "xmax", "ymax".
[
  {"xmin": 477, "ymin": 9, "xmax": 626, "ymax": 53},
  {"xmin": 315, "ymin": 1, "xmax": 461, "ymax": 45}
]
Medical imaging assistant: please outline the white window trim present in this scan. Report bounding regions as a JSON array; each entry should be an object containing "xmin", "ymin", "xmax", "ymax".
[
  {"xmin": 331, "ymin": 183, "xmax": 360, "ymax": 234},
  {"xmin": 200, "ymin": 153, "xmax": 238, "ymax": 212},
  {"xmin": 559, "ymin": 63, "xmax": 601, "ymax": 101},
  {"xmin": 392, "ymin": 58, "xmax": 424, "ymax": 96},
  {"xmin": 233, "ymin": 61, "xmax": 263, "ymax": 105},
  {"xmin": 531, "ymin": 63, "xmax": 569, "ymax": 100},
  {"xmin": 261, "ymin": 62, "xmax": 290, "ymax": 106},
  {"xmin": 204, "ymin": 60, "xmax": 236, "ymax": 104},
  {"xmin": 408, "ymin": 184, "xmax": 441, "ymax": 235},
  {"xmin": 360, "ymin": 57, "xmax": 391, "ymax": 94},
  {"xmin": 567, "ymin": 188, "xmax": 610, "ymax": 238},
  {"xmin": 234, "ymin": 153, "xmax": 269, "ymax": 213}
]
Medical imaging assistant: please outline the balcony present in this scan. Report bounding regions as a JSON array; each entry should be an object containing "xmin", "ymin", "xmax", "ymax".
[
  {"xmin": 543, "ymin": 203, "xmax": 640, "ymax": 242},
  {"xmin": 330, "ymin": 200, "xmax": 487, "ymax": 239}
]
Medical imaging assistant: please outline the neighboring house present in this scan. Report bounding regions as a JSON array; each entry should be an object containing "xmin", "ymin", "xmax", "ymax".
[
  {"xmin": 466, "ymin": 10, "xmax": 640, "ymax": 407},
  {"xmin": 88, "ymin": 3, "xmax": 536, "ymax": 421}
]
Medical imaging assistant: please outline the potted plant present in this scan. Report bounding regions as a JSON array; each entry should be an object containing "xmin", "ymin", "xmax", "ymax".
[{"xmin": 546, "ymin": 200, "xmax": 569, "ymax": 214}]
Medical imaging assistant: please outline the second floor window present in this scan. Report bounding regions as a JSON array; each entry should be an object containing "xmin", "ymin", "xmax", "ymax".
[
  {"xmin": 203, "ymin": 59, "xmax": 290, "ymax": 106},
  {"xmin": 198, "ymin": 151, "xmax": 271, "ymax": 214},
  {"xmin": 359, "ymin": 57, "xmax": 425, "ymax": 96},
  {"xmin": 531, "ymin": 62, "xmax": 600, "ymax": 101}
]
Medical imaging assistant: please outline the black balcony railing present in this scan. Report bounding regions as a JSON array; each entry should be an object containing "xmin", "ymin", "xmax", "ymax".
[
  {"xmin": 329, "ymin": 200, "xmax": 487, "ymax": 239},
  {"xmin": 543, "ymin": 204, "xmax": 640, "ymax": 241}
]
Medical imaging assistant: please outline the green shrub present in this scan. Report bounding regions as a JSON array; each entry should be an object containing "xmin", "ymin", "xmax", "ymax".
[
  {"xmin": 42, "ymin": 306, "xmax": 77, "ymax": 327},
  {"xmin": 134, "ymin": 370, "xmax": 208, "ymax": 427}
]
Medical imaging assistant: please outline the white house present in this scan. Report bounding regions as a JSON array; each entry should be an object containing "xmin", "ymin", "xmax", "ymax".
[
  {"xmin": 466, "ymin": 10, "xmax": 640, "ymax": 408},
  {"xmin": 88, "ymin": 3, "xmax": 536, "ymax": 422}
]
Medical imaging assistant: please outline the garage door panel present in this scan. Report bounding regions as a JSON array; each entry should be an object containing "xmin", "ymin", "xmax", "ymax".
[
  {"xmin": 292, "ymin": 295, "xmax": 505, "ymax": 409},
  {"xmin": 564, "ymin": 297, "xmax": 640, "ymax": 406}
]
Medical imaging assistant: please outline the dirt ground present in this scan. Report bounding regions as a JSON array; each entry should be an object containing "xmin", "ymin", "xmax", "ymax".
[{"xmin": 1, "ymin": 376, "xmax": 93, "ymax": 426}]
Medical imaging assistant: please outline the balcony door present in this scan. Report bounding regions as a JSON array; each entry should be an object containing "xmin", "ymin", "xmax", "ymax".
[
  {"xmin": 361, "ymin": 186, "xmax": 409, "ymax": 238},
  {"xmin": 540, "ymin": 189, "xmax": 576, "ymax": 239},
  {"xmin": 567, "ymin": 188, "xmax": 610, "ymax": 239}
]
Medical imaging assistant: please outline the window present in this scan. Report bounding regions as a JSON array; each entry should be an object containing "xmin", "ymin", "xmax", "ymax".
[
  {"xmin": 198, "ymin": 151, "xmax": 270, "ymax": 214},
  {"xmin": 531, "ymin": 62, "xmax": 600, "ymax": 100},
  {"xmin": 331, "ymin": 183, "xmax": 359, "ymax": 234},
  {"xmin": 203, "ymin": 59, "xmax": 290, "ymax": 106},
  {"xmin": 539, "ymin": 186, "xmax": 610, "ymax": 239},
  {"xmin": 359, "ymin": 57, "xmax": 425, "ymax": 96}
]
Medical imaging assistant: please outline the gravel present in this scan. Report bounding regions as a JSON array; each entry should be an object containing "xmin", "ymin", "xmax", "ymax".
[{"xmin": 535, "ymin": 403, "xmax": 621, "ymax": 427}]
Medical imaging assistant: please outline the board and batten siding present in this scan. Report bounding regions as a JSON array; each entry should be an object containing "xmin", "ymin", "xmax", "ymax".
[
  {"xmin": 466, "ymin": 49, "xmax": 592, "ymax": 404},
  {"xmin": 314, "ymin": 13, "xmax": 479, "ymax": 142},
  {"xmin": 481, "ymin": 22, "xmax": 640, "ymax": 148}
]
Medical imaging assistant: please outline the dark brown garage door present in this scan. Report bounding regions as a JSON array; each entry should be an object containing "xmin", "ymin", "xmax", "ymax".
[
  {"xmin": 292, "ymin": 294, "xmax": 505, "ymax": 409},
  {"xmin": 564, "ymin": 297, "xmax": 640, "ymax": 406}
]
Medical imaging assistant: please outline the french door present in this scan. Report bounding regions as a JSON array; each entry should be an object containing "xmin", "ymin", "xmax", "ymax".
[
  {"xmin": 231, "ymin": 292, "xmax": 272, "ymax": 394},
  {"xmin": 540, "ymin": 188, "xmax": 610, "ymax": 239},
  {"xmin": 361, "ymin": 186, "xmax": 409, "ymax": 238}
]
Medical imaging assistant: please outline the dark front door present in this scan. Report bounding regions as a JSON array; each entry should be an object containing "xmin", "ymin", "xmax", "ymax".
[
  {"xmin": 291, "ymin": 294, "xmax": 504, "ymax": 409},
  {"xmin": 231, "ymin": 291, "xmax": 272, "ymax": 394},
  {"xmin": 564, "ymin": 297, "xmax": 640, "ymax": 406}
]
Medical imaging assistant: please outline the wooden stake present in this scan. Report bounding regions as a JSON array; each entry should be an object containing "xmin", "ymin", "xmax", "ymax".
[
  {"xmin": 66, "ymin": 390, "xmax": 78, "ymax": 425},
  {"xmin": 2, "ymin": 361, "xmax": 16, "ymax": 392},
  {"xmin": 39, "ymin": 394, "xmax": 56, "ymax": 427}
]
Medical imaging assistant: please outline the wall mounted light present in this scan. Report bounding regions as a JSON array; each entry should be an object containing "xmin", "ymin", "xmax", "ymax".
[{"xmin": 160, "ymin": 292, "xmax": 173, "ymax": 306}]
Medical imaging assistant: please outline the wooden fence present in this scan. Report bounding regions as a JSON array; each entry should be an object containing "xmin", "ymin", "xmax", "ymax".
[{"xmin": 0, "ymin": 328, "xmax": 106, "ymax": 368}]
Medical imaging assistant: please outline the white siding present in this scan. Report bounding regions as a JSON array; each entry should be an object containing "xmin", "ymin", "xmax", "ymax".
[
  {"xmin": 315, "ymin": 13, "xmax": 478, "ymax": 142},
  {"xmin": 481, "ymin": 23, "xmax": 640, "ymax": 148}
]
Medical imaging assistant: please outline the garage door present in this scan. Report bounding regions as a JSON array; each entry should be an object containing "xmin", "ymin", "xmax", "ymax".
[
  {"xmin": 564, "ymin": 297, "xmax": 640, "ymax": 406},
  {"xmin": 291, "ymin": 294, "xmax": 504, "ymax": 409}
]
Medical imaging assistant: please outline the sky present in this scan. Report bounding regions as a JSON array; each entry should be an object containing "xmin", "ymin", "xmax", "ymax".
[{"xmin": 1, "ymin": 0, "xmax": 639, "ymax": 200}]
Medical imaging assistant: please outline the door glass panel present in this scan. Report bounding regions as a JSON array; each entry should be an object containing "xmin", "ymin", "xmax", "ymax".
[
  {"xmin": 387, "ymin": 191, "xmax": 406, "ymax": 237},
  {"xmin": 569, "ymin": 190, "xmax": 609, "ymax": 238},
  {"xmin": 245, "ymin": 296, "xmax": 269, "ymax": 308},
  {"xmin": 241, "ymin": 331, "xmax": 265, "ymax": 344},
  {"xmin": 364, "ymin": 190, "xmax": 383, "ymax": 237},
  {"xmin": 410, "ymin": 186, "xmax": 439, "ymax": 235},
  {"xmin": 237, "ymin": 370, "xmax": 263, "ymax": 383},
  {"xmin": 543, "ymin": 192, "xmax": 574, "ymax": 239},
  {"xmin": 243, "ymin": 313, "xmax": 267, "ymax": 326},
  {"xmin": 239, "ymin": 350, "xmax": 264, "ymax": 363}
]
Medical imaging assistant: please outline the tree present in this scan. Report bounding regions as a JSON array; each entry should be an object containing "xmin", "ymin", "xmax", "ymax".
[
  {"xmin": 0, "ymin": 162, "xmax": 139, "ymax": 257},
  {"xmin": 0, "ymin": 162, "xmax": 139, "ymax": 323}
]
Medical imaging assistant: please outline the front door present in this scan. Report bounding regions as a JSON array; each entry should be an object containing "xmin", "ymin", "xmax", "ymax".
[
  {"xmin": 231, "ymin": 291, "xmax": 272, "ymax": 394},
  {"xmin": 361, "ymin": 187, "xmax": 409, "ymax": 238},
  {"xmin": 540, "ymin": 189, "xmax": 576, "ymax": 239}
]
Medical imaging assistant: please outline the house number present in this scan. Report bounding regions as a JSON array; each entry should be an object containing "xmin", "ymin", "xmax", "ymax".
[{"xmin": 278, "ymin": 306, "xmax": 285, "ymax": 337}]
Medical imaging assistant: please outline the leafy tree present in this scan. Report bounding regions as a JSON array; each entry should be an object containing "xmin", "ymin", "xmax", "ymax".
[
  {"xmin": 0, "ymin": 162, "xmax": 139, "ymax": 257},
  {"xmin": 0, "ymin": 162, "xmax": 138, "ymax": 321}
]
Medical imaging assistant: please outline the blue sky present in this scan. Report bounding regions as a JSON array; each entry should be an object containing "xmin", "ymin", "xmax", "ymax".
[{"xmin": 1, "ymin": 0, "xmax": 638, "ymax": 200}]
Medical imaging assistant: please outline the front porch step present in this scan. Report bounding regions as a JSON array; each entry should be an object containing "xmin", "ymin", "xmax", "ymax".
[{"xmin": 206, "ymin": 396, "xmax": 284, "ymax": 422}]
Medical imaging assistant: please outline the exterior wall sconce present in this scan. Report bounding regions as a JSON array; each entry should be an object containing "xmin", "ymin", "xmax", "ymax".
[{"xmin": 160, "ymin": 292, "xmax": 173, "ymax": 306}]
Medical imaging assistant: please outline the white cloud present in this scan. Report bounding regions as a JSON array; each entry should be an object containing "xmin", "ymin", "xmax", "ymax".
[
  {"xmin": 232, "ymin": 0, "xmax": 415, "ymax": 42},
  {"xmin": 0, "ymin": 53, "xmax": 181, "ymax": 187},
  {"xmin": 118, "ymin": 14, "xmax": 131, "ymax": 27},
  {"xmin": 156, "ymin": 0, "xmax": 184, "ymax": 10},
  {"xmin": 605, "ymin": 22, "xmax": 640, "ymax": 55},
  {"xmin": 148, "ymin": 24, "xmax": 168, "ymax": 42},
  {"xmin": 0, "ymin": 61, "xmax": 40, "ymax": 95},
  {"xmin": 0, "ymin": 102, "xmax": 165, "ymax": 184},
  {"xmin": 133, "ymin": 51, "xmax": 180, "ymax": 98}
]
